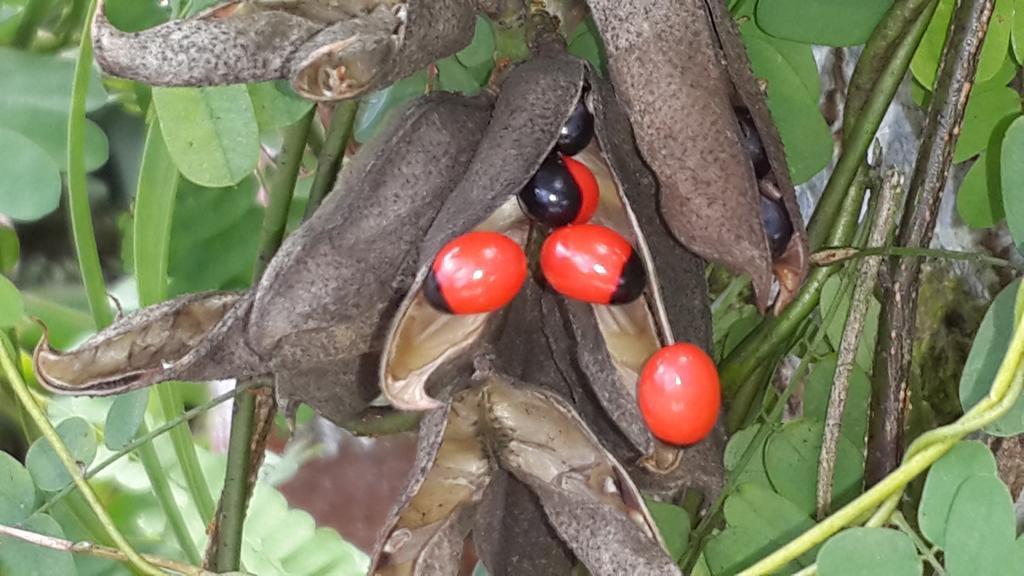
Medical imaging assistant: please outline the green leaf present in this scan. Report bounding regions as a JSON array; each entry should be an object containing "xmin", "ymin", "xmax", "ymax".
[
  {"xmin": 957, "ymin": 151, "xmax": 1004, "ymax": 228},
  {"xmin": 569, "ymin": 16, "xmax": 607, "ymax": 75},
  {"xmin": 918, "ymin": 441, "xmax": 998, "ymax": 547},
  {"xmin": 820, "ymin": 275, "xmax": 881, "ymax": 370},
  {"xmin": 0, "ymin": 225, "xmax": 18, "ymax": 273},
  {"xmin": 978, "ymin": 0, "xmax": 1015, "ymax": 83},
  {"xmin": 153, "ymin": 85, "xmax": 259, "ymax": 187},
  {"xmin": 944, "ymin": 475, "xmax": 1018, "ymax": 576},
  {"xmin": 103, "ymin": 0, "xmax": 170, "ymax": 31},
  {"xmin": 0, "ymin": 274, "xmax": 23, "ymax": 328},
  {"xmin": 960, "ymin": 279, "xmax": 1024, "ymax": 435},
  {"xmin": 437, "ymin": 56, "xmax": 482, "ymax": 96},
  {"xmin": 723, "ymin": 424, "xmax": 772, "ymax": 488},
  {"xmin": 248, "ymin": 81, "xmax": 314, "ymax": 132},
  {"xmin": 755, "ymin": 0, "xmax": 892, "ymax": 46},
  {"xmin": 706, "ymin": 483, "xmax": 816, "ymax": 574},
  {"xmin": 765, "ymin": 419, "xmax": 864, "ymax": 514},
  {"xmin": 740, "ymin": 27, "xmax": 833, "ymax": 184},
  {"xmin": 954, "ymin": 86, "xmax": 1020, "ymax": 163},
  {"xmin": 104, "ymin": 389, "xmax": 150, "ymax": 451},
  {"xmin": 455, "ymin": 15, "xmax": 495, "ymax": 81},
  {"xmin": 0, "ymin": 127, "xmax": 61, "ymax": 222},
  {"xmin": 1001, "ymin": 115, "xmax": 1024, "ymax": 245},
  {"xmin": 135, "ymin": 120, "xmax": 179, "ymax": 305},
  {"xmin": 817, "ymin": 528, "xmax": 921, "ymax": 576},
  {"xmin": 645, "ymin": 498, "xmax": 690, "ymax": 562},
  {"xmin": 0, "ymin": 514, "xmax": 77, "ymax": 576},
  {"xmin": 1014, "ymin": 0, "xmax": 1024, "ymax": 64},
  {"xmin": 353, "ymin": 70, "xmax": 428, "ymax": 144},
  {"xmin": 0, "ymin": 451, "xmax": 35, "ymax": 524},
  {"xmin": 911, "ymin": 0, "xmax": 954, "ymax": 89},
  {"xmin": 803, "ymin": 355, "xmax": 871, "ymax": 448},
  {"xmin": 25, "ymin": 417, "xmax": 97, "ymax": 492}
]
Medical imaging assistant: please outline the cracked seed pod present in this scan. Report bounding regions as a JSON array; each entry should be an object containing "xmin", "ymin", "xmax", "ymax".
[
  {"xmin": 371, "ymin": 375, "xmax": 681, "ymax": 576},
  {"xmin": 90, "ymin": 0, "xmax": 476, "ymax": 100},
  {"xmin": 586, "ymin": 0, "xmax": 809, "ymax": 313},
  {"xmin": 34, "ymin": 92, "xmax": 493, "ymax": 424},
  {"xmin": 379, "ymin": 49, "xmax": 721, "ymax": 485}
]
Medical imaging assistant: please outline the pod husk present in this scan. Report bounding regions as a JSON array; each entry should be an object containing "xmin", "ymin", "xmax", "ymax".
[{"xmin": 586, "ymin": 0, "xmax": 809, "ymax": 311}]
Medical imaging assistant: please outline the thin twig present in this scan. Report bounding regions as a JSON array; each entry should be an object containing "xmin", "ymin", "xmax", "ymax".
[
  {"xmin": 0, "ymin": 523, "xmax": 215, "ymax": 576},
  {"xmin": 811, "ymin": 246, "xmax": 1023, "ymax": 271},
  {"xmin": 340, "ymin": 407, "xmax": 422, "ymax": 437},
  {"xmin": 816, "ymin": 170, "xmax": 904, "ymax": 519},
  {"xmin": 866, "ymin": 0, "xmax": 995, "ymax": 487},
  {"xmin": 305, "ymin": 101, "xmax": 358, "ymax": 219},
  {"xmin": 890, "ymin": 511, "xmax": 946, "ymax": 575},
  {"xmin": 0, "ymin": 337, "xmax": 161, "ymax": 576}
]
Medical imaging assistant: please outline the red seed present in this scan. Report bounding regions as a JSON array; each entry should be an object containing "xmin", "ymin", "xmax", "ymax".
[
  {"xmin": 540, "ymin": 224, "xmax": 645, "ymax": 304},
  {"xmin": 425, "ymin": 232, "xmax": 527, "ymax": 314},
  {"xmin": 562, "ymin": 156, "xmax": 599, "ymax": 225},
  {"xmin": 637, "ymin": 343, "xmax": 720, "ymax": 445}
]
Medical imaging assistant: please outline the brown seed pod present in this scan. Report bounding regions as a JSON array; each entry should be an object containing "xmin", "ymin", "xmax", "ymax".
[{"xmin": 586, "ymin": 0, "xmax": 809, "ymax": 313}]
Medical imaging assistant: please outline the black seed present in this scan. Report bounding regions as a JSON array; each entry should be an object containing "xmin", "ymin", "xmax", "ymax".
[
  {"xmin": 760, "ymin": 195, "xmax": 793, "ymax": 258},
  {"xmin": 423, "ymin": 270, "xmax": 453, "ymax": 313},
  {"xmin": 735, "ymin": 107, "xmax": 770, "ymax": 179},
  {"xmin": 610, "ymin": 251, "xmax": 646, "ymax": 304},
  {"xmin": 519, "ymin": 155, "xmax": 583, "ymax": 228},
  {"xmin": 556, "ymin": 97, "xmax": 595, "ymax": 156}
]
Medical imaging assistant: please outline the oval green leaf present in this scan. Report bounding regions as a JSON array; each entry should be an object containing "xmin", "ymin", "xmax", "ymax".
[
  {"xmin": 960, "ymin": 279, "xmax": 1024, "ymax": 435},
  {"xmin": 0, "ymin": 127, "xmax": 61, "ymax": 222},
  {"xmin": 1001, "ymin": 115, "xmax": 1024, "ymax": 246},
  {"xmin": 248, "ymin": 81, "xmax": 314, "ymax": 132},
  {"xmin": 25, "ymin": 417, "xmax": 97, "ymax": 492},
  {"xmin": 0, "ymin": 225, "xmax": 19, "ymax": 274},
  {"xmin": 756, "ymin": 0, "xmax": 892, "ymax": 46},
  {"xmin": 645, "ymin": 498, "xmax": 690, "ymax": 562},
  {"xmin": 0, "ymin": 274, "xmax": 23, "ymax": 328},
  {"xmin": 104, "ymin": 389, "xmax": 149, "ymax": 451},
  {"xmin": 1014, "ymin": 0, "xmax": 1024, "ymax": 64},
  {"xmin": 153, "ymin": 85, "xmax": 259, "ymax": 187},
  {"xmin": 803, "ymin": 355, "xmax": 871, "ymax": 448},
  {"xmin": 918, "ymin": 440, "xmax": 998, "ymax": 547},
  {"xmin": 0, "ymin": 514, "xmax": 77, "ymax": 576},
  {"xmin": 818, "ymin": 528, "xmax": 921, "ymax": 576},
  {"xmin": 911, "ymin": 0, "xmax": 954, "ymax": 89},
  {"xmin": 955, "ymin": 86, "xmax": 1020, "ymax": 163},
  {"xmin": 945, "ymin": 475, "xmax": 1018, "ymax": 576},
  {"xmin": 0, "ymin": 451, "xmax": 35, "ymax": 524},
  {"xmin": 957, "ymin": 151, "xmax": 1004, "ymax": 228},
  {"xmin": 976, "ymin": 0, "xmax": 1014, "ymax": 83},
  {"xmin": 765, "ymin": 419, "xmax": 864, "ymax": 514}
]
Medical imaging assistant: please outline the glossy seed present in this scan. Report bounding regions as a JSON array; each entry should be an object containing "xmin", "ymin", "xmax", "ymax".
[
  {"xmin": 637, "ymin": 343, "xmax": 720, "ymax": 446},
  {"xmin": 760, "ymin": 195, "xmax": 793, "ymax": 258},
  {"xmin": 519, "ymin": 155, "xmax": 599, "ymax": 227},
  {"xmin": 556, "ymin": 97, "xmax": 595, "ymax": 156},
  {"xmin": 735, "ymin": 107, "xmax": 770, "ymax": 179},
  {"xmin": 540, "ymin": 224, "xmax": 645, "ymax": 305},
  {"xmin": 424, "ymin": 231, "xmax": 528, "ymax": 315}
]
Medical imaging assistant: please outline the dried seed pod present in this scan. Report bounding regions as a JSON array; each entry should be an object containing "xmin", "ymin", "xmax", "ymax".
[
  {"xmin": 586, "ymin": 0, "xmax": 809, "ymax": 313},
  {"xmin": 90, "ymin": 0, "xmax": 477, "ymax": 100},
  {"xmin": 34, "ymin": 93, "xmax": 493, "ymax": 425}
]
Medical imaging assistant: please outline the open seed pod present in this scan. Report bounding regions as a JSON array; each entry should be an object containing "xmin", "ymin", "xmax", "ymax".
[
  {"xmin": 34, "ymin": 92, "xmax": 493, "ymax": 424},
  {"xmin": 370, "ymin": 374, "xmax": 681, "ymax": 576},
  {"xmin": 90, "ymin": 0, "xmax": 476, "ymax": 100},
  {"xmin": 586, "ymin": 0, "xmax": 809, "ymax": 313}
]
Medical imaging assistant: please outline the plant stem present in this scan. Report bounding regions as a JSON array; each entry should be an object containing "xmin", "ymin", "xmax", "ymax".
[
  {"xmin": 34, "ymin": 382, "xmax": 260, "ymax": 517},
  {"xmin": 67, "ymin": 0, "xmax": 112, "ymax": 330},
  {"xmin": 866, "ymin": 0, "xmax": 994, "ymax": 486},
  {"xmin": 816, "ymin": 170, "xmax": 904, "ymax": 519},
  {"xmin": 738, "ymin": 283, "xmax": 1024, "ymax": 575},
  {"xmin": 810, "ymin": 246, "xmax": 1022, "ymax": 271},
  {"xmin": 208, "ymin": 109, "xmax": 313, "ymax": 571},
  {"xmin": 340, "ymin": 407, "xmax": 422, "ymax": 437},
  {"xmin": 890, "ymin": 511, "xmax": 946, "ymax": 575},
  {"xmin": 0, "ymin": 523, "xmax": 215, "ymax": 576},
  {"xmin": 136, "ymin": 435, "xmax": 203, "ymax": 564},
  {"xmin": 806, "ymin": 0, "xmax": 937, "ymax": 250},
  {"xmin": 0, "ymin": 337, "xmax": 161, "ymax": 576},
  {"xmin": 305, "ymin": 102, "xmax": 358, "ymax": 219}
]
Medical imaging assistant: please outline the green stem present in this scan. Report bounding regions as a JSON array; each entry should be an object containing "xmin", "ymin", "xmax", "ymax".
[
  {"xmin": 813, "ymin": 246, "xmax": 1021, "ymax": 271},
  {"xmin": 0, "ymin": 337, "xmax": 161, "ymax": 576},
  {"xmin": 34, "ymin": 382, "xmax": 259, "ymax": 518},
  {"xmin": 135, "ymin": 434, "xmax": 203, "ymax": 565},
  {"xmin": 738, "ymin": 284, "xmax": 1024, "ymax": 575},
  {"xmin": 890, "ymin": 511, "xmax": 946, "ymax": 575},
  {"xmin": 211, "ymin": 109, "xmax": 314, "ymax": 572},
  {"xmin": 305, "ymin": 102, "xmax": 358, "ymax": 219},
  {"xmin": 806, "ymin": 0, "xmax": 937, "ymax": 250},
  {"xmin": 11, "ymin": 0, "xmax": 53, "ymax": 48},
  {"xmin": 66, "ymin": 0, "xmax": 112, "ymax": 330}
]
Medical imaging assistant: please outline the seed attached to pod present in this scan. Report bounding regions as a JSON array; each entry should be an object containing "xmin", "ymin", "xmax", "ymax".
[
  {"xmin": 760, "ymin": 195, "xmax": 794, "ymax": 258},
  {"xmin": 540, "ymin": 224, "xmax": 645, "ymax": 305},
  {"xmin": 556, "ymin": 97, "xmax": 595, "ymax": 156},
  {"xmin": 735, "ymin": 107, "xmax": 770, "ymax": 179},
  {"xmin": 424, "ymin": 231, "xmax": 528, "ymax": 314},
  {"xmin": 519, "ymin": 155, "xmax": 599, "ymax": 228},
  {"xmin": 637, "ymin": 343, "xmax": 720, "ymax": 446}
]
